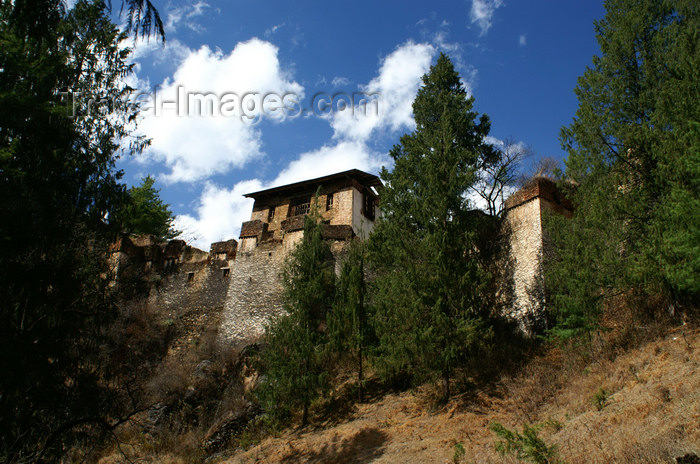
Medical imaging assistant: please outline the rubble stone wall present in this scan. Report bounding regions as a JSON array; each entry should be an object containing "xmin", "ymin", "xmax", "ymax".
[
  {"xmin": 505, "ymin": 196, "xmax": 545, "ymax": 332},
  {"xmin": 115, "ymin": 177, "xmax": 570, "ymax": 348},
  {"xmin": 217, "ymin": 240, "xmax": 288, "ymax": 349},
  {"xmin": 216, "ymin": 230, "xmax": 352, "ymax": 349}
]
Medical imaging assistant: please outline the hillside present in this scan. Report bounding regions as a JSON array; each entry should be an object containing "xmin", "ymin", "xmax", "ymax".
[{"xmin": 212, "ymin": 325, "xmax": 700, "ymax": 464}]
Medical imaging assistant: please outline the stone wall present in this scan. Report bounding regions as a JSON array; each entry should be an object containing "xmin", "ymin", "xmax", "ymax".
[
  {"xmin": 114, "ymin": 176, "xmax": 570, "ymax": 349},
  {"xmin": 111, "ymin": 236, "xmax": 238, "ymax": 353},
  {"xmin": 503, "ymin": 177, "xmax": 573, "ymax": 333},
  {"xmin": 217, "ymin": 240, "xmax": 287, "ymax": 348},
  {"xmin": 504, "ymin": 196, "xmax": 545, "ymax": 332},
  {"xmin": 216, "ymin": 227, "xmax": 353, "ymax": 349},
  {"xmin": 146, "ymin": 255, "xmax": 233, "ymax": 323}
]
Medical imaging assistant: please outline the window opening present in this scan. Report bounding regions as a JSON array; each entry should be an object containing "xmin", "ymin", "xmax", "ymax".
[
  {"xmin": 290, "ymin": 197, "xmax": 310, "ymax": 216},
  {"xmin": 363, "ymin": 189, "xmax": 375, "ymax": 220}
]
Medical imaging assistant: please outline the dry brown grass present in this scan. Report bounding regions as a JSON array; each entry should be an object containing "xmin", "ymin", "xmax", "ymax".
[{"xmin": 218, "ymin": 324, "xmax": 700, "ymax": 464}]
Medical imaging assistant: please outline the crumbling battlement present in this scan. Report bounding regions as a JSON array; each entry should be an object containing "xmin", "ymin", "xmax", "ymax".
[
  {"xmin": 114, "ymin": 171, "xmax": 572, "ymax": 350},
  {"xmin": 110, "ymin": 234, "xmax": 236, "ymax": 276}
]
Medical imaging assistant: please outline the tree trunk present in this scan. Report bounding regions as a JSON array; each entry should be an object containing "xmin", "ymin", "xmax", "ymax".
[
  {"xmin": 302, "ymin": 402, "xmax": 309, "ymax": 426},
  {"xmin": 358, "ymin": 346, "xmax": 364, "ymax": 403},
  {"xmin": 443, "ymin": 368, "xmax": 450, "ymax": 401}
]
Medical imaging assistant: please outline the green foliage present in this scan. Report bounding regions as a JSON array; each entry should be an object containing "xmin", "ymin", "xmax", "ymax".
[
  {"xmin": 453, "ymin": 441, "xmax": 466, "ymax": 463},
  {"xmin": 592, "ymin": 387, "xmax": 608, "ymax": 411},
  {"xmin": 258, "ymin": 205, "xmax": 336, "ymax": 426},
  {"xmin": 369, "ymin": 53, "xmax": 497, "ymax": 399},
  {"xmin": 328, "ymin": 239, "xmax": 373, "ymax": 401},
  {"xmin": 0, "ymin": 0, "xmax": 162, "ymax": 460},
  {"xmin": 490, "ymin": 422, "xmax": 562, "ymax": 464},
  {"xmin": 120, "ymin": 175, "xmax": 180, "ymax": 239},
  {"xmin": 546, "ymin": 0, "xmax": 700, "ymax": 338}
]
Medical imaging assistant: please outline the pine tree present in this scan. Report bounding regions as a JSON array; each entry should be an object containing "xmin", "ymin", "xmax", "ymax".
[
  {"xmin": 120, "ymin": 175, "xmax": 180, "ymax": 239},
  {"xmin": 547, "ymin": 0, "xmax": 700, "ymax": 336},
  {"xmin": 258, "ymin": 205, "xmax": 336, "ymax": 426},
  {"xmin": 369, "ymin": 53, "xmax": 496, "ymax": 399},
  {"xmin": 0, "ymin": 1, "xmax": 162, "ymax": 459},
  {"xmin": 328, "ymin": 240, "xmax": 373, "ymax": 402}
]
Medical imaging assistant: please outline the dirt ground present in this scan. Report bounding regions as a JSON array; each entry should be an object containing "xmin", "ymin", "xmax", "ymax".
[{"xmin": 218, "ymin": 327, "xmax": 700, "ymax": 464}]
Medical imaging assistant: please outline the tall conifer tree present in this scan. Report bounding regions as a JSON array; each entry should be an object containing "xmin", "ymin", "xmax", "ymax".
[
  {"xmin": 0, "ymin": 1, "xmax": 162, "ymax": 459},
  {"xmin": 546, "ymin": 0, "xmax": 700, "ymax": 337},
  {"xmin": 328, "ymin": 240, "xmax": 372, "ymax": 402},
  {"xmin": 258, "ymin": 204, "xmax": 336, "ymax": 425},
  {"xmin": 370, "ymin": 53, "xmax": 497, "ymax": 399}
]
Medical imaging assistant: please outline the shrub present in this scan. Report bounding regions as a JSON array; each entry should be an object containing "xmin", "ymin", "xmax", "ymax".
[
  {"xmin": 490, "ymin": 422, "xmax": 562, "ymax": 464},
  {"xmin": 453, "ymin": 441, "xmax": 466, "ymax": 463},
  {"xmin": 592, "ymin": 387, "xmax": 608, "ymax": 411}
]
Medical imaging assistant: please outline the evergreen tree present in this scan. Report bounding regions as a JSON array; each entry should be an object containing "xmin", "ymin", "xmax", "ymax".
[
  {"xmin": 258, "ymin": 205, "xmax": 336, "ymax": 426},
  {"xmin": 547, "ymin": 0, "xmax": 700, "ymax": 337},
  {"xmin": 0, "ymin": 0, "xmax": 162, "ymax": 460},
  {"xmin": 369, "ymin": 53, "xmax": 496, "ymax": 399},
  {"xmin": 328, "ymin": 240, "xmax": 373, "ymax": 402},
  {"xmin": 120, "ymin": 175, "xmax": 180, "ymax": 239}
]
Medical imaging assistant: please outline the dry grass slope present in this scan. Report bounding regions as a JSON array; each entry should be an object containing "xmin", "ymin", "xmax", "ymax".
[{"xmin": 219, "ymin": 326, "xmax": 700, "ymax": 464}]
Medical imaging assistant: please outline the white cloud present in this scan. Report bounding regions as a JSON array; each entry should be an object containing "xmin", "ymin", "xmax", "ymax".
[
  {"xmin": 485, "ymin": 135, "xmax": 526, "ymax": 153},
  {"xmin": 165, "ymin": 1, "xmax": 210, "ymax": 34},
  {"xmin": 264, "ymin": 22, "xmax": 286, "ymax": 38},
  {"xmin": 135, "ymin": 39, "xmax": 304, "ymax": 183},
  {"xmin": 331, "ymin": 76, "xmax": 350, "ymax": 87},
  {"xmin": 271, "ymin": 140, "xmax": 385, "ymax": 187},
  {"xmin": 129, "ymin": 37, "xmax": 191, "ymax": 65},
  {"xmin": 174, "ymin": 179, "xmax": 263, "ymax": 249},
  {"xmin": 470, "ymin": 0, "xmax": 504, "ymax": 36},
  {"xmin": 175, "ymin": 41, "xmax": 435, "ymax": 249},
  {"xmin": 330, "ymin": 41, "xmax": 435, "ymax": 142},
  {"xmin": 519, "ymin": 34, "xmax": 527, "ymax": 47}
]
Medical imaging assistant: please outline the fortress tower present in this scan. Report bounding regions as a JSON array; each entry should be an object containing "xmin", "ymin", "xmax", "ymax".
[
  {"xmin": 504, "ymin": 177, "xmax": 573, "ymax": 332},
  {"xmin": 217, "ymin": 169, "xmax": 383, "ymax": 347},
  {"xmin": 111, "ymin": 170, "xmax": 573, "ymax": 349}
]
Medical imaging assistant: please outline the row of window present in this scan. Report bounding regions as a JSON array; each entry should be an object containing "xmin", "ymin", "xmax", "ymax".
[
  {"xmin": 267, "ymin": 193, "xmax": 335, "ymax": 222},
  {"xmin": 264, "ymin": 190, "xmax": 375, "ymax": 222}
]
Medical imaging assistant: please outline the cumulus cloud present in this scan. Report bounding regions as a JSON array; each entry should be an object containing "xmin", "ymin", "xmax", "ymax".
[
  {"xmin": 174, "ymin": 179, "xmax": 263, "ymax": 249},
  {"xmin": 519, "ymin": 34, "xmax": 527, "ymax": 47},
  {"xmin": 176, "ymin": 41, "xmax": 435, "ymax": 248},
  {"xmin": 470, "ymin": 0, "xmax": 504, "ymax": 36},
  {"xmin": 330, "ymin": 41, "xmax": 435, "ymax": 142},
  {"xmin": 136, "ymin": 39, "xmax": 304, "ymax": 183}
]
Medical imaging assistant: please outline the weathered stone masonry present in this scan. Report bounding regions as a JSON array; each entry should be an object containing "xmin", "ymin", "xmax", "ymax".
[
  {"xmin": 109, "ymin": 236, "xmax": 238, "ymax": 346},
  {"xmin": 504, "ymin": 177, "xmax": 573, "ymax": 332},
  {"xmin": 112, "ymin": 170, "xmax": 572, "ymax": 350},
  {"xmin": 218, "ymin": 169, "xmax": 382, "ymax": 348}
]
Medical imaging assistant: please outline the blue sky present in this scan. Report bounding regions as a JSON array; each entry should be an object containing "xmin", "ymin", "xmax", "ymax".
[{"xmin": 114, "ymin": 0, "xmax": 606, "ymax": 248}]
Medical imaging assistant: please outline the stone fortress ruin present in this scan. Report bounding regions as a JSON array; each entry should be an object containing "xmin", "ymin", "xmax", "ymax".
[{"xmin": 110, "ymin": 169, "xmax": 571, "ymax": 348}]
